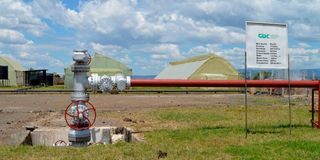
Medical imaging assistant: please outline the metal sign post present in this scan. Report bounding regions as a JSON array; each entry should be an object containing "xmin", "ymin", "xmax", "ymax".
[
  {"xmin": 245, "ymin": 51, "xmax": 248, "ymax": 138},
  {"xmin": 245, "ymin": 21, "xmax": 289, "ymax": 136},
  {"xmin": 288, "ymin": 54, "xmax": 291, "ymax": 134}
]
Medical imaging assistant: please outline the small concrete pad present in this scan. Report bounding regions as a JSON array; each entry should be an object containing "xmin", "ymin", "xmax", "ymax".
[
  {"xmin": 31, "ymin": 127, "xmax": 68, "ymax": 146},
  {"xmin": 30, "ymin": 126, "xmax": 138, "ymax": 146},
  {"xmin": 10, "ymin": 130, "xmax": 31, "ymax": 145}
]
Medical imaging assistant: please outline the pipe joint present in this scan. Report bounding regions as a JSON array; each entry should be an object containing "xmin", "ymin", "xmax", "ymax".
[{"xmin": 88, "ymin": 74, "xmax": 131, "ymax": 93}]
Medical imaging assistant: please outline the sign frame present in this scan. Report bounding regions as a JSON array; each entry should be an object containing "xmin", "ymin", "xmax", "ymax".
[
  {"xmin": 244, "ymin": 21, "xmax": 291, "ymax": 137},
  {"xmin": 246, "ymin": 21, "xmax": 288, "ymax": 69}
]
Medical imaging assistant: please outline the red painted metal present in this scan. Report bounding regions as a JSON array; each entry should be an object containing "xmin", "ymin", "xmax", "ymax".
[
  {"xmin": 318, "ymin": 82, "xmax": 320, "ymax": 128},
  {"xmin": 131, "ymin": 79, "xmax": 318, "ymax": 88},
  {"xmin": 311, "ymin": 89, "xmax": 315, "ymax": 128}
]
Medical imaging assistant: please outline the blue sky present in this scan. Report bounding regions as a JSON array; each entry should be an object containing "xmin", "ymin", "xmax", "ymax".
[{"xmin": 1, "ymin": 0, "xmax": 320, "ymax": 75}]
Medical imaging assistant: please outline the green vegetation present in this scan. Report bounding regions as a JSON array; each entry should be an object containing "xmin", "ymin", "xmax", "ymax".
[
  {"xmin": 252, "ymin": 71, "xmax": 272, "ymax": 80},
  {"xmin": 0, "ymin": 95, "xmax": 319, "ymax": 159},
  {"xmin": 0, "ymin": 85, "xmax": 65, "ymax": 90},
  {"xmin": 0, "ymin": 86, "xmax": 29, "ymax": 90},
  {"xmin": 28, "ymin": 85, "xmax": 65, "ymax": 90}
]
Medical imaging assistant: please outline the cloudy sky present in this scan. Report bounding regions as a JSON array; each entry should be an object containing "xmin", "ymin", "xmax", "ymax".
[{"xmin": 1, "ymin": 0, "xmax": 320, "ymax": 75}]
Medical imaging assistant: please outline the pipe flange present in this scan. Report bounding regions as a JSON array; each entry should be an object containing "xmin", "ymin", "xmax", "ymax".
[{"xmin": 71, "ymin": 65, "xmax": 90, "ymax": 72}]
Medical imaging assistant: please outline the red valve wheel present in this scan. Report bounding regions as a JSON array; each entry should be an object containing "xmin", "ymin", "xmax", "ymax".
[
  {"xmin": 64, "ymin": 100, "xmax": 96, "ymax": 130},
  {"xmin": 54, "ymin": 140, "xmax": 67, "ymax": 146}
]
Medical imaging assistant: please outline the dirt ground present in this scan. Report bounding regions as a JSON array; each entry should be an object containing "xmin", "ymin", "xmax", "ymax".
[{"xmin": 0, "ymin": 93, "xmax": 244, "ymax": 145}]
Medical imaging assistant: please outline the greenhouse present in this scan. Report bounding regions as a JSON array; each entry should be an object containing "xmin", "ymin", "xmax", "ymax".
[
  {"xmin": 0, "ymin": 56, "xmax": 24, "ymax": 86},
  {"xmin": 155, "ymin": 54, "xmax": 240, "ymax": 80}
]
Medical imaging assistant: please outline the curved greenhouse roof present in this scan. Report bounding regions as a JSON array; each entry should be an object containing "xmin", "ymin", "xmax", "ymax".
[{"xmin": 155, "ymin": 54, "xmax": 239, "ymax": 80}]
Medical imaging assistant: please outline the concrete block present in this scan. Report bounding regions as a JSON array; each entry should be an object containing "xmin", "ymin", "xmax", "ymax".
[
  {"xmin": 9, "ymin": 130, "xmax": 31, "ymax": 145},
  {"xmin": 90, "ymin": 127, "xmax": 111, "ymax": 144},
  {"xmin": 30, "ymin": 128, "xmax": 68, "ymax": 146},
  {"xmin": 29, "ymin": 126, "xmax": 140, "ymax": 146},
  {"xmin": 111, "ymin": 134, "xmax": 124, "ymax": 143}
]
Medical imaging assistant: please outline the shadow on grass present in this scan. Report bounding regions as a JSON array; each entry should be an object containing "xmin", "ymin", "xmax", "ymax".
[
  {"xmin": 247, "ymin": 129, "xmax": 283, "ymax": 134},
  {"xmin": 199, "ymin": 126, "xmax": 226, "ymax": 130},
  {"xmin": 271, "ymin": 124, "xmax": 310, "ymax": 129},
  {"xmin": 246, "ymin": 124, "xmax": 310, "ymax": 134}
]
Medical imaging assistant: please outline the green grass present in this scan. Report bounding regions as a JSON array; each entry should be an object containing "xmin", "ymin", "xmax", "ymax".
[
  {"xmin": 1, "ymin": 95, "xmax": 319, "ymax": 159},
  {"xmin": 29, "ymin": 85, "xmax": 65, "ymax": 90},
  {"xmin": 0, "ymin": 86, "xmax": 29, "ymax": 90},
  {"xmin": 0, "ymin": 85, "xmax": 65, "ymax": 90}
]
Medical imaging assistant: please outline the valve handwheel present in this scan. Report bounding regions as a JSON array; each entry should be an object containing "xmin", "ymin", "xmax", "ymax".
[{"xmin": 64, "ymin": 100, "xmax": 96, "ymax": 130}]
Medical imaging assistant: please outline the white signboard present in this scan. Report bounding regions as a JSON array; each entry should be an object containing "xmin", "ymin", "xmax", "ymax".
[{"xmin": 246, "ymin": 21, "xmax": 288, "ymax": 69}]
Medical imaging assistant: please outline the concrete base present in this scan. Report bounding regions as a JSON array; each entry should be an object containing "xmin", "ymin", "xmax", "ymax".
[{"xmin": 29, "ymin": 126, "xmax": 141, "ymax": 146}]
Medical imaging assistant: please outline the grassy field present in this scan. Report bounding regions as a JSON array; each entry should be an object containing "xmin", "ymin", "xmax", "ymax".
[{"xmin": 0, "ymin": 95, "xmax": 319, "ymax": 159}]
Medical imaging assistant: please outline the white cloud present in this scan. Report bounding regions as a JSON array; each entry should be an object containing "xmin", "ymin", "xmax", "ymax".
[
  {"xmin": 0, "ymin": 39, "xmax": 65, "ymax": 71},
  {"xmin": 4, "ymin": 0, "xmax": 320, "ymax": 74},
  {"xmin": 150, "ymin": 44, "xmax": 183, "ymax": 60},
  {"xmin": 20, "ymin": 52, "xmax": 65, "ymax": 68},
  {"xmin": 0, "ymin": 0, "xmax": 60, "ymax": 71},
  {"xmin": 289, "ymin": 47, "xmax": 320, "ymax": 55},
  {"xmin": 0, "ymin": 0, "xmax": 47, "ymax": 36},
  {"xmin": 197, "ymin": 1, "xmax": 217, "ymax": 14},
  {"xmin": 91, "ymin": 42, "xmax": 131, "ymax": 64},
  {"xmin": 32, "ymin": 0, "xmax": 245, "ymax": 45},
  {"xmin": 297, "ymin": 42, "xmax": 311, "ymax": 48},
  {"xmin": 0, "ymin": 29, "xmax": 32, "ymax": 44},
  {"xmin": 187, "ymin": 44, "xmax": 220, "ymax": 56},
  {"xmin": 288, "ymin": 47, "xmax": 320, "ymax": 68},
  {"xmin": 32, "ymin": 0, "xmax": 81, "ymax": 28},
  {"xmin": 1, "ymin": 50, "xmax": 65, "ymax": 70}
]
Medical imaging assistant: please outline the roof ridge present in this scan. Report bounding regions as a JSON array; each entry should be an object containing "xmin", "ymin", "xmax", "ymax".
[{"xmin": 169, "ymin": 53, "xmax": 217, "ymax": 65}]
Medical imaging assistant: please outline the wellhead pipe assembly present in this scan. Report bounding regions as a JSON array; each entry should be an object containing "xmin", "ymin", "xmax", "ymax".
[{"xmin": 65, "ymin": 50, "xmax": 320, "ymax": 147}]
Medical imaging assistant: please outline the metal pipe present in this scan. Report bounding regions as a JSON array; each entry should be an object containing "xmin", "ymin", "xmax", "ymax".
[
  {"xmin": 312, "ymin": 89, "xmax": 315, "ymax": 128},
  {"xmin": 131, "ymin": 79, "xmax": 318, "ymax": 88},
  {"xmin": 318, "ymin": 82, "xmax": 320, "ymax": 128}
]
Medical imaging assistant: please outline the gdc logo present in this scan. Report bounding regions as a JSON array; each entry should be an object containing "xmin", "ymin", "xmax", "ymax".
[
  {"xmin": 258, "ymin": 34, "xmax": 270, "ymax": 39},
  {"xmin": 258, "ymin": 33, "xmax": 279, "ymax": 39}
]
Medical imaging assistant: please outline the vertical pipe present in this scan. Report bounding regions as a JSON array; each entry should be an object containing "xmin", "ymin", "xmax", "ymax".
[{"xmin": 312, "ymin": 89, "xmax": 315, "ymax": 128}]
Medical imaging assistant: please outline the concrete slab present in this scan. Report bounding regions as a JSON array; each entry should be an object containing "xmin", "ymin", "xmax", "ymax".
[
  {"xmin": 31, "ymin": 127, "xmax": 68, "ymax": 146},
  {"xmin": 9, "ymin": 130, "xmax": 31, "ymax": 145},
  {"xmin": 30, "ymin": 126, "xmax": 140, "ymax": 146}
]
